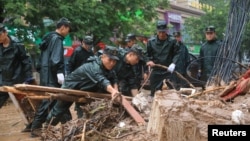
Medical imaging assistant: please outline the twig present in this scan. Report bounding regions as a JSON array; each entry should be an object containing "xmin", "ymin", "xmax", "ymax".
[
  {"xmin": 11, "ymin": 119, "xmax": 22, "ymax": 126},
  {"xmin": 81, "ymin": 120, "xmax": 89, "ymax": 141},
  {"xmin": 154, "ymin": 64, "xmax": 195, "ymax": 88},
  {"xmin": 187, "ymin": 86, "xmax": 226, "ymax": 98},
  {"xmin": 61, "ymin": 125, "xmax": 64, "ymax": 141},
  {"xmin": 139, "ymin": 69, "xmax": 152, "ymax": 92},
  {"xmin": 92, "ymin": 128, "xmax": 144, "ymax": 139}
]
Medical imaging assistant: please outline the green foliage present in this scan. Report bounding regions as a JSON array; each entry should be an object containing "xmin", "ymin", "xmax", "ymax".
[{"xmin": 1, "ymin": 0, "xmax": 162, "ymax": 47}]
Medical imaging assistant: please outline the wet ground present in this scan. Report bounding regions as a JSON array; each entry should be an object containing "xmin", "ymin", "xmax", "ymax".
[
  {"xmin": 0, "ymin": 99, "xmax": 40, "ymax": 141},
  {"xmin": 0, "ymin": 99, "xmax": 78, "ymax": 141}
]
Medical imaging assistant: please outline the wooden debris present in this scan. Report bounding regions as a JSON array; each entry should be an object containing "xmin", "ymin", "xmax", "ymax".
[
  {"xmin": 8, "ymin": 92, "xmax": 29, "ymax": 124},
  {"xmin": 121, "ymin": 96, "xmax": 146, "ymax": 125},
  {"xmin": 187, "ymin": 86, "xmax": 226, "ymax": 98},
  {"xmin": 0, "ymin": 84, "xmax": 144, "ymax": 126},
  {"xmin": 14, "ymin": 84, "xmax": 132, "ymax": 100},
  {"xmin": 154, "ymin": 64, "xmax": 195, "ymax": 88}
]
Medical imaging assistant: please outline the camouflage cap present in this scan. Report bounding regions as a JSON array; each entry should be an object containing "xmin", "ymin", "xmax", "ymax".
[
  {"xmin": 125, "ymin": 33, "xmax": 136, "ymax": 42},
  {"xmin": 56, "ymin": 17, "xmax": 71, "ymax": 29},
  {"xmin": 83, "ymin": 36, "xmax": 93, "ymax": 46},
  {"xmin": 128, "ymin": 47, "xmax": 144, "ymax": 60},
  {"xmin": 173, "ymin": 31, "xmax": 181, "ymax": 37},
  {"xmin": 157, "ymin": 20, "xmax": 167, "ymax": 31},
  {"xmin": 103, "ymin": 46, "xmax": 119, "ymax": 60},
  {"xmin": 205, "ymin": 26, "xmax": 215, "ymax": 32}
]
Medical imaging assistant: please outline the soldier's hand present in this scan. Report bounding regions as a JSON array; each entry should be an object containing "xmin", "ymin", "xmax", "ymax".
[
  {"xmin": 111, "ymin": 92, "xmax": 122, "ymax": 104},
  {"xmin": 57, "ymin": 73, "xmax": 65, "ymax": 84},
  {"xmin": 146, "ymin": 61, "xmax": 155, "ymax": 67},
  {"xmin": 167, "ymin": 63, "xmax": 176, "ymax": 73}
]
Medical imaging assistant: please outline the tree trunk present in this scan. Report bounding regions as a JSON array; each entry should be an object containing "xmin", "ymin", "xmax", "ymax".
[{"xmin": 147, "ymin": 90, "xmax": 204, "ymax": 141}]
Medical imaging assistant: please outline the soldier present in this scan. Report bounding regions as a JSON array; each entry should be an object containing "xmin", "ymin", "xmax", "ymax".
[
  {"xmin": 125, "ymin": 33, "xmax": 148, "ymax": 90},
  {"xmin": 114, "ymin": 47, "xmax": 143, "ymax": 97},
  {"xmin": 198, "ymin": 26, "xmax": 221, "ymax": 82},
  {"xmin": 66, "ymin": 35, "xmax": 94, "ymax": 75},
  {"xmin": 146, "ymin": 20, "xmax": 181, "ymax": 96},
  {"xmin": 125, "ymin": 33, "xmax": 137, "ymax": 49},
  {"xmin": 30, "ymin": 17, "xmax": 72, "ymax": 137},
  {"xmin": 43, "ymin": 46, "xmax": 120, "ymax": 127},
  {"xmin": 0, "ymin": 23, "xmax": 33, "ymax": 108},
  {"xmin": 66, "ymin": 35, "xmax": 94, "ymax": 118},
  {"xmin": 172, "ymin": 31, "xmax": 190, "ymax": 89}
]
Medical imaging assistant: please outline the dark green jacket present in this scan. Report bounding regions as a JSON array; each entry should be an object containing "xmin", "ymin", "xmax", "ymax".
[
  {"xmin": 146, "ymin": 35, "xmax": 181, "ymax": 70},
  {"xmin": 114, "ymin": 49, "xmax": 138, "ymax": 89},
  {"xmin": 175, "ymin": 42, "xmax": 190, "ymax": 75},
  {"xmin": 38, "ymin": 32, "xmax": 65, "ymax": 87},
  {"xmin": 66, "ymin": 46, "xmax": 94, "ymax": 75},
  {"xmin": 199, "ymin": 39, "xmax": 221, "ymax": 81},
  {"xmin": 0, "ymin": 36, "xmax": 32, "ymax": 86},
  {"xmin": 62, "ymin": 56, "xmax": 117, "ymax": 91}
]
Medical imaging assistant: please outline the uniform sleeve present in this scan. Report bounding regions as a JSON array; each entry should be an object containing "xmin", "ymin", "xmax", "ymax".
[
  {"xmin": 84, "ymin": 63, "xmax": 112, "ymax": 90},
  {"xmin": 171, "ymin": 40, "xmax": 181, "ymax": 64},
  {"xmin": 66, "ymin": 50, "xmax": 78, "ymax": 74},
  {"xmin": 198, "ymin": 46, "xmax": 204, "ymax": 71},
  {"xmin": 50, "ymin": 37, "xmax": 65, "ymax": 74},
  {"xmin": 146, "ymin": 40, "xmax": 153, "ymax": 63}
]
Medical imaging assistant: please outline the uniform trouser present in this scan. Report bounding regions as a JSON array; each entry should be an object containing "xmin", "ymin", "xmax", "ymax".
[
  {"xmin": 170, "ymin": 73, "xmax": 186, "ymax": 90},
  {"xmin": 45, "ymin": 100, "xmax": 73, "ymax": 126},
  {"xmin": 0, "ymin": 92, "xmax": 9, "ymax": 108},
  {"xmin": 149, "ymin": 70, "xmax": 171, "ymax": 97},
  {"xmin": 119, "ymin": 80, "xmax": 132, "ymax": 96},
  {"xmin": 31, "ymin": 99, "xmax": 72, "ymax": 129},
  {"xmin": 74, "ymin": 102, "xmax": 84, "ymax": 118}
]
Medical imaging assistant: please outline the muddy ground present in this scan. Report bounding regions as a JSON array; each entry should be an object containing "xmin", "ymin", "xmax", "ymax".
[{"xmin": 0, "ymin": 88, "xmax": 250, "ymax": 141}]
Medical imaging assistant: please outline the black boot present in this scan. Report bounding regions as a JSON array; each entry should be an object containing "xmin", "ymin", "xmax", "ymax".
[
  {"xmin": 21, "ymin": 123, "xmax": 32, "ymax": 132},
  {"xmin": 30, "ymin": 128, "xmax": 42, "ymax": 138}
]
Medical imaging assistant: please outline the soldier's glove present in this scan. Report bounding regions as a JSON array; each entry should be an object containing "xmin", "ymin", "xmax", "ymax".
[
  {"xmin": 57, "ymin": 73, "xmax": 65, "ymax": 84},
  {"xmin": 167, "ymin": 63, "xmax": 176, "ymax": 73}
]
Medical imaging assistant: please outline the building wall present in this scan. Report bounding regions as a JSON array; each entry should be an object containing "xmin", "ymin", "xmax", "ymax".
[{"xmin": 157, "ymin": 0, "xmax": 205, "ymax": 34}]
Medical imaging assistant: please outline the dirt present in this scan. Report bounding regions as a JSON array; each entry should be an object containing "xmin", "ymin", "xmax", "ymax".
[{"xmin": 0, "ymin": 99, "xmax": 40, "ymax": 141}]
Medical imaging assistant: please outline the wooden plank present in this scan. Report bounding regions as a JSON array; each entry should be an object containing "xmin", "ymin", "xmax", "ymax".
[
  {"xmin": 13, "ymin": 84, "xmax": 132, "ymax": 100},
  {"xmin": 0, "ymin": 86, "xmax": 43, "ymax": 95},
  {"xmin": 121, "ymin": 96, "xmax": 146, "ymax": 126}
]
